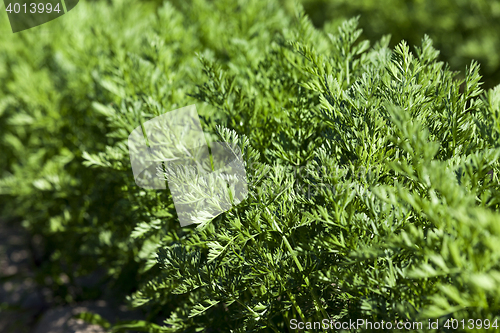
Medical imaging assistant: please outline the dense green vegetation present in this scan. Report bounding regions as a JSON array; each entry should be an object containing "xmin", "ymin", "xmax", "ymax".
[{"xmin": 1, "ymin": 0, "xmax": 500, "ymax": 332}]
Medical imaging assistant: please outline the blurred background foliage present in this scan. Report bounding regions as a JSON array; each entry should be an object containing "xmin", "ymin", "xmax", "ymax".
[{"xmin": 299, "ymin": 0, "xmax": 500, "ymax": 89}]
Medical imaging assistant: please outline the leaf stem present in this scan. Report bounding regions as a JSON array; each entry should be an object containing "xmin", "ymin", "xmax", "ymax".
[{"xmin": 265, "ymin": 207, "xmax": 330, "ymax": 328}]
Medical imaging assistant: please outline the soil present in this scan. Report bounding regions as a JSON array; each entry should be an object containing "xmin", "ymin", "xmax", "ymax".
[{"xmin": 0, "ymin": 218, "xmax": 145, "ymax": 333}]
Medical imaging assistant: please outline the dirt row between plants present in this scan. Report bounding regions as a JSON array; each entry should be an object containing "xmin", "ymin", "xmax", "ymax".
[{"xmin": 0, "ymin": 218, "xmax": 143, "ymax": 333}]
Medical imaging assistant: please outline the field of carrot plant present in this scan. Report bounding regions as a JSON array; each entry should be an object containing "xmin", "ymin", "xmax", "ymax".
[{"xmin": 1, "ymin": 0, "xmax": 500, "ymax": 332}]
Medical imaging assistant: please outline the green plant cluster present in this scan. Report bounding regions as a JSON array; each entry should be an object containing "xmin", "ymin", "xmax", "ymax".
[
  {"xmin": 301, "ymin": 0, "xmax": 500, "ymax": 90},
  {"xmin": 0, "ymin": 0, "xmax": 170, "ymax": 304},
  {"xmin": 1, "ymin": 0, "xmax": 500, "ymax": 332}
]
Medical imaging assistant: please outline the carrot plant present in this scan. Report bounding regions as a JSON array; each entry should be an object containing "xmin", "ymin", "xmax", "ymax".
[{"xmin": 1, "ymin": 0, "xmax": 500, "ymax": 332}]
